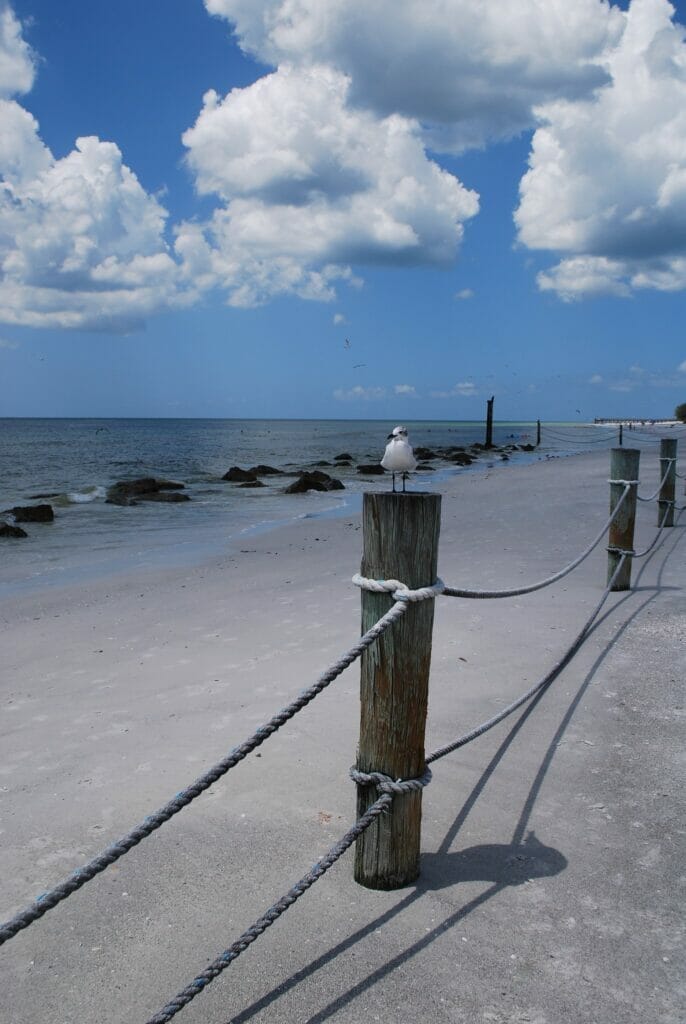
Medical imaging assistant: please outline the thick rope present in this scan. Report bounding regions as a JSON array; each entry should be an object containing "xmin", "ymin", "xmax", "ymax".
[
  {"xmin": 632, "ymin": 504, "xmax": 678, "ymax": 558},
  {"xmin": 351, "ymin": 574, "xmax": 445, "ymax": 602},
  {"xmin": 441, "ymin": 484, "xmax": 631, "ymax": 599},
  {"xmin": 146, "ymin": 761, "xmax": 432, "ymax": 1023},
  {"xmin": 637, "ymin": 459, "xmax": 675, "ymax": 502},
  {"xmin": 426, "ymin": 555, "xmax": 628, "ymax": 763},
  {"xmin": 144, "ymin": 793, "xmax": 393, "ymax": 1024},
  {"xmin": 0, "ymin": 600, "xmax": 409, "ymax": 948}
]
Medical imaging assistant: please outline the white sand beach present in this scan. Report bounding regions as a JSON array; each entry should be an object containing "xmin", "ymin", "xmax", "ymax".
[{"xmin": 1, "ymin": 449, "xmax": 684, "ymax": 1024}]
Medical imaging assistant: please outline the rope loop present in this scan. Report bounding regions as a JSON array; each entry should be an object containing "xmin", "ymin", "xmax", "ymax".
[
  {"xmin": 352, "ymin": 573, "xmax": 445, "ymax": 603},
  {"xmin": 608, "ymin": 478, "xmax": 639, "ymax": 486},
  {"xmin": 349, "ymin": 764, "xmax": 433, "ymax": 795},
  {"xmin": 607, "ymin": 545, "xmax": 635, "ymax": 556}
]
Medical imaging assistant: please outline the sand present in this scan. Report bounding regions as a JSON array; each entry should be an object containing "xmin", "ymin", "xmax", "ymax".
[{"xmin": 1, "ymin": 450, "xmax": 684, "ymax": 1024}]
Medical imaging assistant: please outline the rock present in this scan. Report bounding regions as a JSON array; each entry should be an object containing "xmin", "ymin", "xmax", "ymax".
[
  {"xmin": 134, "ymin": 491, "xmax": 190, "ymax": 502},
  {"xmin": 284, "ymin": 471, "xmax": 344, "ymax": 493},
  {"xmin": 222, "ymin": 467, "xmax": 257, "ymax": 483},
  {"xmin": 106, "ymin": 478, "xmax": 188, "ymax": 505},
  {"xmin": 357, "ymin": 463, "xmax": 385, "ymax": 475},
  {"xmin": 239, "ymin": 480, "xmax": 265, "ymax": 488},
  {"xmin": 313, "ymin": 460, "xmax": 332, "ymax": 466},
  {"xmin": 520, "ymin": 443, "xmax": 536, "ymax": 452},
  {"xmin": 334, "ymin": 453, "xmax": 353, "ymax": 461},
  {"xmin": 414, "ymin": 447, "xmax": 438, "ymax": 460},
  {"xmin": 7, "ymin": 504, "xmax": 54, "ymax": 523},
  {"xmin": 334, "ymin": 460, "xmax": 352, "ymax": 466},
  {"xmin": 449, "ymin": 453, "xmax": 473, "ymax": 466},
  {"xmin": 416, "ymin": 462, "xmax": 435, "ymax": 471},
  {"xmin": 248, "ymin": 465, "xmax": 282, "ymax": 476},
  {"xmin": 27, "ymin": 492, "xmax": 60, "ymax": 499},
  {"xmin": 0, "ymin": 521, "xmax": 28, "ymax": 538}
]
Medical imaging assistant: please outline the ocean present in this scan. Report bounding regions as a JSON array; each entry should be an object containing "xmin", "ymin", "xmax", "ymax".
[{"xmin": 0, "ymin": 417, "xmax": 673, "ymax": 596}]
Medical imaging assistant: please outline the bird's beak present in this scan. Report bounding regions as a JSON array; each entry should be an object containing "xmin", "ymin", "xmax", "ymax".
[{"xmin": 386, "ymin": 433, "xmax": 393, "ymax": 439}]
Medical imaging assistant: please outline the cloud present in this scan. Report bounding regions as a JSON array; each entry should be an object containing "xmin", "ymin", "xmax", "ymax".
[
  {"xmin": 597, "ymin": 364, "xmax": 686, "ymax": 391},
  {"xmin": 394, "ymin": 384, "xmax": 416, "ymax": 396},
  {"xmin": 678, "ymin": 359, "xmax": 686, "ymax": 372},
  {"xmin": 589, "ymin": 373, "xmax": 604, "ymax": 384},
  {"xmin": 333, "ymin": 312, "xmax": 346, "ymax": 325},
  {"xmin": 516, "ymin": 0, "xmax": 686, "ymax": 299},
  {"xmin": 180, "ymin": 64, "xmax": 479, "ymax": 306},
  {"xmin": 0, "ymin": 335, "xmax": 18, "ymax": 348},
  {"xmin": 0, "ymin": 4, "xmax": 194, "ymax": 331},
  {"xmin": 455, "ymin": 287, "xmax": 473, "ymax": 300},
  {"xmin": 431, "ymin": 380, "xmax": 478, "ymax": 398},
  {"xmin": 0, "ymin": 2, "xmax": 36, "ymax": 97},
  {"xmin": 333, "ymin": 384, "xmax": 386, "ymax": 401},
  {"xmin": 205, "ymin": 0, "xmax": 622, "ymax": 152}
]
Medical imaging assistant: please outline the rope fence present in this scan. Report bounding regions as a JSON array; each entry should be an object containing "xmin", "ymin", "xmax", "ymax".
[{"xmin": 1, "ymin": 441, "xmax": 683, "ymax": 1024}]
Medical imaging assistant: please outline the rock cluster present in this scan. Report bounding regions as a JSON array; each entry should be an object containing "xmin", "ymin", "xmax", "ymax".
[{"xmin": 105, "ymin": 478, "xmax": 189, "ymax": 506}]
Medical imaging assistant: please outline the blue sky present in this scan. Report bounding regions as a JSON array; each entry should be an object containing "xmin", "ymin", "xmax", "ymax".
[{"xmin": 0, "ymin": 0, "xmax": 685, "ymax": 421}]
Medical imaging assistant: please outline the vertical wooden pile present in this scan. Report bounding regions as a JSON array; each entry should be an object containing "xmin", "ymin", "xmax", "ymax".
[{"xmin": 354, "ymin": 492, "xmax": 441, "ymax": 889}]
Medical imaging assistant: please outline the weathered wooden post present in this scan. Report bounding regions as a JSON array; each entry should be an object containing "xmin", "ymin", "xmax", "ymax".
[
  {"xmin": 536, "ymin": 419, "xmax": 541, "ymax": 447},
  {"xmin": 619, "ymin": 423, "xmax": 623, "ymax": 446},
  {"xmin": 354, "ymin": 492, "xmax": 441, "ymax": 889},
  {"xmin": 607, "ymin": 448, "xmax": 639, "ymax": 590},
  {"xmin": 485, "ymin": 395, "xmax": 494, "ymax": 449},
  {"xmin": 658, "ymin": 438, "xmax": 677, "ymax": 527}
]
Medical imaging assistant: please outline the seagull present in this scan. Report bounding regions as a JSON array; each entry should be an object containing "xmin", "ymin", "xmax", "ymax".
[{"xmin": 381, "ymin": 425, "xmax": 417, "ymax": 492}]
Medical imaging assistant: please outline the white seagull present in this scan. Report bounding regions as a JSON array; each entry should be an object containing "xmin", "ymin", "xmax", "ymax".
[{"xmin": 381, "ymin": 425, "xmax": 417, "ymax": 492}]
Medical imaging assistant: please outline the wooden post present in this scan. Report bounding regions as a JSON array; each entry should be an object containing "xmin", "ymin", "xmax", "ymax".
[
  {"xmin": 607, "ymin": 448, "xmax": 639, "ymax": 591},
  {"xmin": 354, "ymin": 492, "xmax": 441, "ymax": 889},
  {"xmin": 536, "ymin": 419, "xmax": 541, "ymax": 447},
  {"xmin": 658, "ymin": 438, "xmax": 677, "ymax": 527},
  {"xmin": 619, "ymin": 423, "xmax": 623, "ymax": 446},
  {"xmin": 485, "ymin": 395, "xmax": 494, "ymax": 449}
]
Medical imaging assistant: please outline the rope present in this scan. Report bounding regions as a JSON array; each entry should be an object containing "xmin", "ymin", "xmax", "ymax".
[
  {"xmin": 350, "ymin": 765, "xmax": 433, "ymax": 794},
  {"xmin": 351, "ymin": 575, "xmax": 445, "ymax": 602},
  {"xmin": 426, "ymin": 554, "xmax": 628, "ymax": 764},
  {"xmin": 144, "ymin": 794, "xmax": 393, "ymax": 1024},
  {"xmin": 636, "ymin": 460, "xmax": 675, "ymax": 502},
  {"xmin": 0, "ymin": 600, "xmax": 409, "ymax": 948},
  {"xmin": 631, "ymin": 504, "xmax": 676, "ymax": 558},
  {"xmin": 441, "ymin": 484, "xmax": 631, "ymax": 599}
]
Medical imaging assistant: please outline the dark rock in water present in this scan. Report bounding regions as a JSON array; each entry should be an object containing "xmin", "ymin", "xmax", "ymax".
[
  {"xmin": 500, "ymin": 453, "xmax": 510, "ymax": 461},
  {"xmin": 414, "ymin": 447, "xmax": 438, "ymax": 460},
  {"xmin": 0, "ymin": 521, "xmax": 28, "ymax": 538},
  {"xmin": 313, "ymin": 460, "xmax": 332, "ymax": 466},
  {"xmin": 106, "ymin": 477, "xmax": 187, "ymax": 505},
  {"xmin": 357, "ymin": 463, "xmax": 385, "ymax": 475},
  {"xmin": 248, "ymin": 465, "xmax": 282, "ymax": 476},
  {"xmin": 8, "ymin": 504, "xmax": 54, "ymax": 523},
  {"xmin": 520, "ymin": 443, "xmax": 536, "ymax": 452},
  {"xmin": 239, "ymin": 480, "xmax": 265, "ymax": 488},
  {"xmin": 136, "ymin": 491, "xmax": 190, "ymax": 502},
  {"xmin": 416, "ymin": 462, "xmax": 435, "ymax": 471},
  {"xmin": 334, "ymin": 453, "xmax": 353, "ymax": 461},
  {"xmin": 334, "ymin": 460, "xmax": 352, "ymax": 466},
  {"xmin": 222, "ymin": 467, "xmax": 257, "ymax": 483},
  {"xmin": 471, "ymin": 442, "xmax": 486, "ymax": 450},
  {"xmin": 449, "ymin": 452, "xmax": 473, "ymax": 466},
  {"xmin": 284, "ymin": 471, "xmax": 344, "ymax": 493},
  {"xmin": 27, "ymin": 492, "xmax": 60, "ymax": 500}
]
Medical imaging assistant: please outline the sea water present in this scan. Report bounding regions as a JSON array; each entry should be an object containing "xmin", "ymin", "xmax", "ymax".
[{"xmin": 0, "ymin": 418, "xmax": 637, "ymax": 595}]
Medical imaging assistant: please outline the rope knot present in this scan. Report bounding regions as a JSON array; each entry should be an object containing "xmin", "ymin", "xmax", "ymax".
[
  {"xmin": 349, "ymin": 765, "xmax": 432, "ymax": 795},
  {"xmin": 352, "ymin": 573, "xmax": 444, "ymax": 603}
]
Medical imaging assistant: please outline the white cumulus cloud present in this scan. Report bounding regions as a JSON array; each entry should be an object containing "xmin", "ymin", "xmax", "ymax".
[
  {"xmin": 205, "ymin": 0, "xmax": 622, "ymax": 151},
  {"xmin": 516, "ymin": 0, "xmax": 686, "ymax": 299},
  {"xmin": 333, "ymin": 384, "xmax": 386, "ymax": 401},
  {"xmin": 394, "ymin": 384, "xmax": 416, "ymax": 396},
  {"xmin": 0, "ymin": 4, "xmax": 191, "ymax": 331},
  {"xmin": 180, "ymin": 64, "xmax": 478, "ymax": 306}
]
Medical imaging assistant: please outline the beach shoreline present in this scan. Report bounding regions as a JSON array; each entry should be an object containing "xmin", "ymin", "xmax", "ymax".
[{"xmin": 1, "ymin": 448, "xmax": 684, "ymax": 1024}]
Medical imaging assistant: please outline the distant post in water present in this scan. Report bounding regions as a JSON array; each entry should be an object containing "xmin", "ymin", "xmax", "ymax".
[
  {"xmin": 536, "ymin": 419, "xmax": 541, "ymax": 447},
  {"xmin": 658, "ymin": 438, "xmax": 677, "ymax": 527},
  {"xmin": 607, "ymin": 448, "xmax": 639, "ymax": 590},
  {"xmin": 619, "ymin": 423, "xmax": 623, "ymax": 446},
  {"xmin": 485, "ymin": 395, "xmax": 495, "ymax": 449},
  {"xmin": 354, "ymin": 492, "xmax": 441, "ymax": 889}
]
